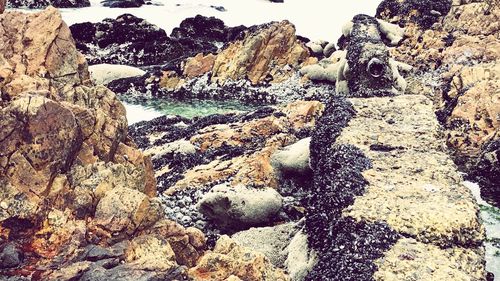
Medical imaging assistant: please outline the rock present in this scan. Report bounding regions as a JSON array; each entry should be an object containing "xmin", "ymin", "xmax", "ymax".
[
  {"xmin": 0, "ymin": 8, "xmax": 159, "ymax": 279},
  {"xmin": 139, "ymin": 219, "xmax": 207, "ymax": 267},
  {"xmin": 0, "ymin": 243, "xmax": 23, "ymax": 269},
  {"xmin": 231, "ymin": 223, "xmax": 298, "ymax": 267},
  {"xmin": 89, "ymin": 64, "xmax": 146, "ymax": 85},
  {"xmin": 323, "ymin": 42, "xmax": 337, "ymax": 57},
  {"xmin": 124, "ymin": 235, "xmax": 177, "ymax": 271},
  {"xmin": 301, "ymin": 15, "xmax": 410, "ymax": 97},
  {"xmin": 0, "ymin": 0, "xmax": 5, "ymax": 13},
  {"xmin": 376, "ymin": 0, "xmax": 452, "ymax": 29},
  {"xmin": 271, "ymin": 137, "xmax": 311, "ymax": 178},
  {"xmin": 93, "ymin": 187, "xmax": 162, "ymax": 235},
  {"xmin": 71, "ymin": 14, "xmax": 244, "ymax": 67},
  {"xmin": 101, "ymin": 0, "xmax": 144, "ymax": 8},
  {"xmin": 188, "ymin": 235, "xmax": 290, "ymax": 281},
  {"xmin": 285, "ymin": 230, "xmax": 317, "ymax": 281},
  {"xmin": 374, "ymin": 238, "xmax": 485, "ymax": 280},
  {"xmin": 211, "ymin": 20, "xmax": 310, "ymax": 85},
  {"xmin": 469, "ymin": 139, "xmax": 500, "ymax": 207},
  {"xmin": 7, "ymin": 0, "xmax": 90, "ymax": 8},
  {"xmin": 183, "ymin": 53, "xmax": 217, "ymax": 78},
  {"xmin": 170, "ymin": 15, "xmax": 246, "ymax": 43},
  {"xmin": 197, "ymin": 184, "xmax": 283, "ymax": 228}
]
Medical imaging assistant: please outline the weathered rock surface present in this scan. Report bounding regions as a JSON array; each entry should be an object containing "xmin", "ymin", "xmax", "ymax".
[
  {"xmin": 303, "ymin": 94, "xmax": 485, "ymax": 280},
  {"xmin": 231, "ymin": 222, "xmax": 298, "ymax": 267},
  {"xmin": 377, "ymin": 0, "xmax": 499, "ymax": 206},
  {"xmin": 128, "ymin": 101, "xmax": 323, "ymax": 239},
  {"xmin": 188, "ymin": 235, "xmax": 290, "ymax": 281},
  {"xmin": 7, "ymin": 0, "xmax": 90, "ymax": 8},
  {"xmin": 0, "ymin": 8, "xmax": 206, "ymax": 280},
  {"xmin": 300, "ymin": 15, "xmax": 410, "ymax": 97},
  {"xmin": 210, "ymin": 20, "xmax": 310, "ymax": 85}
]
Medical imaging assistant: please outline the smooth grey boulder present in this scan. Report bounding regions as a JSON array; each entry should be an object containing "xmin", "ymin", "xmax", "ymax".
[
  {"xmin": 231, "ymin": 222, "xmax": 298, "ymax": 267},
  {"xmin": 89, "ymin": 64, "xmax": 146, "ymax": 86},
  {"xmin": 285, "ymin": 230, "xmax": 317, "ymax": 281},
  {"xmin": 271, "ymin": 137, "xmax": 311, "ymax": 177},
  {"xmin": 197, "ymin": 184, "xmax": 283, "ymax": 227}
]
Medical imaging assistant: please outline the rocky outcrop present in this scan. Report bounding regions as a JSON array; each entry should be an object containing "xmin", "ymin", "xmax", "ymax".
[
  {"xmin": 100, "ymin": 19, "xmax": 317, "ymax": 105},
  {"xmin": 303, "ymin": 94, "xmax": 485, "ymax": 280},
  {"xmin": 7, "ymin": 0, "xmax": 90, "ymax": 8},
  {"xmin": 0, "ymin": 8, "xmax": 207, "ymax": 280},
  {"xmin": 210, "ymin": 20, "xmax": 310, "ymax": 85},
  {"xmin": 377, "ymin": 0, "xmax": 499, "ymax": 206},
  {"xmin": 70, "ymin": 14, "xmax": 246, "ymax": 67},
  {"xmin": 300, "ymin": 15, "xmax": 411, "ymax": 97}
]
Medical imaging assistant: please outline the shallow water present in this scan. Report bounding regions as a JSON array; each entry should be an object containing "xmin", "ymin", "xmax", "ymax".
[
  {"xmin": 465, "ymin": 181, "xmax": 500, "ymax": 280},
  {"xmin": 123, "ymin": 97, "xmax": 255, "ymax": 124}
]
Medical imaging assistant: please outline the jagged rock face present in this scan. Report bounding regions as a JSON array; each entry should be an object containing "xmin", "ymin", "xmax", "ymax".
[
  {"xmin": 377, "ymin": 0, "xmax": 499, "ymax": 205},
  {"xmin": 0, "ymin": 8, "xmax": 208, "ymax": 279},
  {"xmin": 188, "ymin": 235, "xmax": 290, "ymax": 281},
  {"xmin": 211, "ymin": 20, "xmax": 310, "ymax": 85},
  {"xmin": 7, "ymin": 0, "xmax": 90, "ymax": 8}
]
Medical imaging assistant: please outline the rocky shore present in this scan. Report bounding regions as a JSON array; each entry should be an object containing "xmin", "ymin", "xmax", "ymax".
[{"xmin": 0, "ymin": 0, "xmax": 499, "ymax": 280}]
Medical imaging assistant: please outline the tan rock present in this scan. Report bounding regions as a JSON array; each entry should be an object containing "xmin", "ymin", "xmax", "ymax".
[
  {"xmin": 140, "ymin": 219, "xmax": 207, "ymax": 267},
  {"xmin": 211, "ymin": 21, "xmax": 310, "ymax": 85},
  {"xmin": 159, "ymin": 70, "xmax": 185, "ymax": 90},
  {"xmin": 93, "ymin": 187, "xmax": 162, "ymax": 235},
  {"xmin": 374, "ymin": 238, "xmax": 485, "ymax": 281},
  {"xmin": 189, "ymin": 235, "xmax": 290, "ymax": 281},
  {"xmin": 125, "ymin": 235, "xmax": 177, "ymax": 271},
  {"xmin": 183, "ymin": 53, "xmax": 217, "ymax": 78}
]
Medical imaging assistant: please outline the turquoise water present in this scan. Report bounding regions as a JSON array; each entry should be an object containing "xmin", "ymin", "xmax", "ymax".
[{"xmin": 123, "ymin": 98, "xmax": 256, "ymax": 124}]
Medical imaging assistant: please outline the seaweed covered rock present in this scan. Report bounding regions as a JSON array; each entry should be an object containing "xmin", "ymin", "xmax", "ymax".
[
  {"xmin": 300, "ymin": 15, "xmax": 411, "ymax": 97},
  {"xmin": 376, "ymin": 0, "xmax": 452, "ymax": 29},
  {"xmin": 303, "ymin": 94, "xmax": 485, "ymax": 280},
  {"xmin": 101, "ymin": 0, "xmax": 144, "ymax": 8},
  {"xmin": 7, "ymin": 0, "xmax": 89, "ymax": 9},
  {"xmin": 70, "ymin": 14, "xmax": 233, "ymax": 66},
  {"xmin": 128, "ymin": 101, "xmax": 324, "ymax": 235}
]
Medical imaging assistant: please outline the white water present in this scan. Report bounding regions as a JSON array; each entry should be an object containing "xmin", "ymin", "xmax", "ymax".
[
  {"xmin": 465, "ymin": 181, "xmax": 500, "ymax": 280},
  {"xmin": 59, "ymin": 0, "xmax": 380, "ymax": 42}
]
